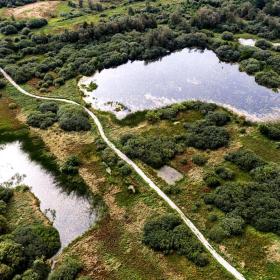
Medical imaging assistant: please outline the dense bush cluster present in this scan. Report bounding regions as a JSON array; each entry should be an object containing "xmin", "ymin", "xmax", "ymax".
[
  {"xmin": 259, "ymin": 123, "xmax": 280, "ymax": 140},
  {"xmin": 143, "ymin": 214, "xmax": 209, "ymax": 267},
  {"xmin": 49, "ymin": 257, "xmax": 83, "ymax": 280},
  {"xmin": 27, "ymin": 102, "xmax": 91, "ymax": 132},
  {"xmin": 121, "ymin": 134, "xmax": 183, "ymax": 168},
  {"xmin": 57, "ymin": 105, "xmax": 91, "ymax": 132},
  {"xmin": 205, "ymin": 149, "xmax": 280, "ymax": 236},
  {"xmin": 224, "ymin": 149, "xmax": 265, "ymax": 171},
  {"xmin": 0, "ymin": 186, "xmax": 59, "ymax": 279},
  {"xmin": 0, "ymin": 19, "xmax": 47, "ymax": 35}
]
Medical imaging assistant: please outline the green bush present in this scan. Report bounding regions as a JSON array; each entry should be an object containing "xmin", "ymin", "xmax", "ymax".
[
  {"xmin": 143, "ymin": 214, "xmax": 208, "ymax": 267},
  {"xmin": 239, "ymin": 58, "xmax": 262, "ymax": 74},
  {"xmin": 13, "ymin": 225, "xmax": 61, "ymax": 263},
  {"xmin": 203, "ymin": 173, "xmax": 221, "ymax": 188},
  {"xmin": 221, "ymin": 31, "xmax": 234, "ymax": 41},
  {"xmin": 27, "ymin": 112, "xmax": 57, "ymax": 129},
  {"xmin": 255, "ymin": 39, "xmax": 272, "ymax": 50},
  {"xmin": 0, "ymin": 263, "xmax": 13, "ymax": 280},
  {"xmin": 0, "ymin": 200, "xmax": 7, "ymax": 215},
  {"xmin": 0, "ymin": 215, "xmax": 7, "ymax": 234},
  {"xmin": 0, "ymin": 187, "xmax": 13, "ymax": 203},
  {"xmin": 0, "ymin": 79, "xmax": 6, "ymax": 89},
  {"xmin": 58, "ymin": 105, "xmax": 91, "ymax": 132},
  {"xmin": 0, "ymin": 240, "xmax": 25, "ymax": 271},
  {"xmin": 48, "ymin": 257, "xmax": 83, "ymax": 280},
  {"xmin": 225, "ymin": 149, "xmax": 265, "ymax": 171},
  {"xmin": 215, "ymin": 166, "xmax": 235, "ymax": 180},
  {"xmin": 255, "ymin": 70, "xmax": 280, "ymax": 88},
  {"xmin": 61, "ymin": 156, "xmax": 80, "ymax": 175},
  {"xmin": 206, "ymin": 111, "xmax": 231, "ymax": 126},
  {"xmin": 192, "ymin": 154, "xmax": 208, "ymax": 166},
  {"xmin": 259, "ymin": 124, "xmax": 280, "ymax": 140},
  {"xmin": 38, "ymin": 102, "xmax": 59, "ymax": 114},
  {"xmin": 186, "ymin": 122, "xmax": 230, "ymax": 150}
]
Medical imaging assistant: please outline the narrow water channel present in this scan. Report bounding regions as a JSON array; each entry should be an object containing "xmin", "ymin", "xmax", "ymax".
[{"xmin": 0, "ymin": 141, "xmax": 97, "ymax": 249}]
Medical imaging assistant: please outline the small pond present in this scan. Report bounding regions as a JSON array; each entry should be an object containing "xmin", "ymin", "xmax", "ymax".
[
  {"xmin": 0, "ymin": 141, "xmax": 97, "ymax": 249},
  {"xmin": 80, "ymin": 48, "xmax": 280, "ymax": 121}
]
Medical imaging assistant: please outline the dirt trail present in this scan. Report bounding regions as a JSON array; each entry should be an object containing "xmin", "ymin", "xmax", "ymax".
[{"xmin": 0, "ymin": 68, "xmax": 246, "ymax": 280}]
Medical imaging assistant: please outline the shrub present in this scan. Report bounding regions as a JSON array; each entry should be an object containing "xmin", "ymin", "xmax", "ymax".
[
  {"xmin": 58, "ymin": 105, "xmax": 91, "ymax": 132},
  {"xmin": 48, "ymin": 257, "xmax": 83, "ymax": 280},
  {"xmin": 186, "ymin": 123, "xmax": 230, "ymax": 150},
  {"xmin": 225, "ymin": 149, "xmax": 265, "ymax": 171},
  {"xmin": 192, "ymin": 154, "xmax": 207, "ymax": 166},
  {"xmin": 13, "ymin": 225, "xmax": 61, "ymax": 263},
  {"xmin": 27, "ymin": 112, "xmax": 57, "ymax": 129},
  {"xmin": 0, "ymin": 215, "xmax": 7, "ymax": 234},
  {"xmin": 0, "ymin": 187, "xmax": 13, "ymax": 203},
  {"xmin": 221, "ymin": 31, "xmax": 234, "ymax": 41},
  {"xmin": 121, "ymin": 135, "xmax": 182, "ymax": 168},
  {"xmin": 61, "ymin": 156, "xmax": 80, "ymax": 175},
  {"xmin": 216, "ymin": 45, "xmax": 240, "ymax": 62},
  {"xmin": 38, "ymin": 102, "xmax": 58, "ymax": 114},
  {"xmin": 0, "ymin": 200, "xmax": 7, "ymax": 215},
  {"xmin": 119, "ymin": 164, "xmax": 132, "ymax": 176},
  {"xmin": 215, "ymin": 166, "xmax": 235, "ymax": 180},
  {"xmin": 206, "ymin": 111, "xmax": 231, "ymax": 126},
  {"xmin": 0, "ymin": 240, "xmax": 25, "ymax": 271},
  {"xmin": 255, "ymin": 39, "xmax": 272, "ymax": 50},
  {"xmin": 255, "ymin": 70, "xmax": 280, "ymax": 88},
  {"xmin": 0, "ymin": 263, "xmax": 13, "ymax": 280},
  {"xmin": 239, "ymin": 58, "xmax": 262, "ymax": 74},
  {"xmin": 259, "ymin": 124, "xmax": 280, "ymax": 140},
  {"xmin": 0, "ymin": 79, "xmax": 6, "ymax": 89},
  {"xmin": 143, "ymin": 214, "xmax": 208, "ymax": 267},
  {"xmin": 203, "ymin": 173, "xmax": 221, "ymax": 188}
]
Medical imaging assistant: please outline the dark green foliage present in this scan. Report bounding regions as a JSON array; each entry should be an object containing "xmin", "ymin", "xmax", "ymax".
[
  {"xmin": 216, "ymin": 45, "xmax": 240, "ymax": 62},
  {"xmin": 58, "ymin": 105, "xmax": 91, "ymax": 132},
  {"xmin": 48, "ymin": 257, "xmax": 83, "ymax": 280},
  {"xmin": 225, "ymin": 149, "xmax": 265, "ymax": 171},
  {"xmin": 203, "ymin": 172, "xmax": 221, "ymax": 188},
  {"xmin": 13, "ymin": 225, "xmax": 61, "ymax": 264},
  {"xmin": 0, "ymin": 79, "xmax": 6, "ymax": 89},
  {"xmin": 27, "ymin": 112, "xmax": 57, "ymax": 129},
  {"xmin": 186, "ymin": 122, "xmax": 230, "ymax": 150},
  {"xmin": 215, "ymin": 166, "xmax": 235, "ymax": 180},
  {"xmin": 210, "ymin": 215, "xmax": 245, "ymax": 243},
  {"xmin": 143, "ymin": 214, "xmax": 209, "ymax": 267},
  {"xmin": 239, "ymin": 58, "xmax": 262, "ymax": 74},
  {"xmin": 0, "ymin": 215, "xmax": 7, "ymax": 234},
  {"xmin": 0, "ymin": 240, "xmax": 25, "ymax": 272},
  {"xmin": 259, "ymin": 123, "xmax": 280, "ymax": 140},
  {"xmin": 221, "ymin": 31, "xmax": 234, "ymax": 41},
  {"xmin": 255, "ymin": 70, "xmax": 280, "ymax": 88},
  {"xmin": 0, "ymin": 187, "xmax": 13, "ymax": 203},
  {"xmin": 0, "ymin": 0, "xmax": 36, "ymax": 8},
  {"xmin": 101, "ymin": 148, "xmax": 118, "ymax": 167},
  {"xmin": 38, "ymin": 102, "xmax": 59, "ymax": 114},
  {"xmin": 206, "ymin": 111, "xmax": 231, "ymax": 126},
  {"xmin": 192, "ymin": 154, "xmax": 208, "ymax": 166},
  {"xmin": 255, "ymin": 39, "xmax": 272, "ymax": 50},
  {"xmin": 61, "ymin": 156, "xmax": 80, "ymax": 175},
  {"xmin": 0, "ymin": 201, "xmax": 7, "ymax": 215},
  {"xmin": 121, "ymin": 135, "xmax": 183, "ymax": 168}
]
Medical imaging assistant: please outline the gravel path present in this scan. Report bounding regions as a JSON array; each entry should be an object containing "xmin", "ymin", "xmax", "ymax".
[{"xmin": 1, "ymin": 68, "xmax": 246, "ymax": 280}]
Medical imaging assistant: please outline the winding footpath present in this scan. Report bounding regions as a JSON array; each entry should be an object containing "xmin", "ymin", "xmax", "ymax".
[{"xmin": 1, "ymin": 68, "xmax": 246, "ymax": 280}]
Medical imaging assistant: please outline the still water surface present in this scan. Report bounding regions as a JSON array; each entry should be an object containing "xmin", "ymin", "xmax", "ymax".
[
  {"xmin": 80, "ymin": 48, "xmax": 280, "ymax": 121},
  {"xmin": 0, "ymin": 141, "xmax": 96, "ymax": 249}
]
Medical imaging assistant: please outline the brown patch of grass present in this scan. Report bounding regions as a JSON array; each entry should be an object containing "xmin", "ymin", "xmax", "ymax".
[{"xmin": 4, "ymin": 1, "xmax": 60, "ymax": 19}]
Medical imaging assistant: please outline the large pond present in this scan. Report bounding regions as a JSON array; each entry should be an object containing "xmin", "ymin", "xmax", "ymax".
[
  {"xmin": 80, "ymin": 48, "xmax": 280, "ymax": 121},
  {"xmin": 0, "ymin": 141, "xmax": 97, "ymax": 249}
]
